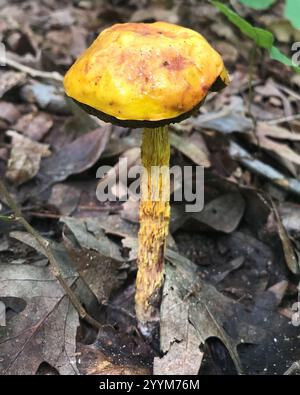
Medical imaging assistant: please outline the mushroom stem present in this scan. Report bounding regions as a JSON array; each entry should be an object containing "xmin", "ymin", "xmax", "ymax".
[{"xmin": 135, "ymin": 126, "xmax": 170, "ymax": 334}]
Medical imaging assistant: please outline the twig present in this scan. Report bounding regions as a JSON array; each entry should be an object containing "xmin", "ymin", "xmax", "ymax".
[
  {"xmin": 79, "ymin": 204, "xmax": 123, "ymax": 212},
  {"xmin": 105, "ymin": 304, "xmax": 136, "ymax": 320},
  {"xmin": 26, "ymin": 211, "xmax": 62, "ymax": 219},
  {"xmin": 229, "ymin": 141, "xmax": 300, "ymax": 197},
  {"xmin": 271, "ymin": 199, "xmax": 300, "ymax": 274},
  {"xmin": 267, "ymin": 113, "xmax": 300, "ymax": 125},
  {"xmin": 247, "ymin": 43, "xmax": 257, "ymax": 116},
  {"xmin": 0, "ymin": 55, "xmax": 63, "ymax": 82},
  {"xmin": 0, "ymin": 180, "xmax": 102, "ymax": 331}
]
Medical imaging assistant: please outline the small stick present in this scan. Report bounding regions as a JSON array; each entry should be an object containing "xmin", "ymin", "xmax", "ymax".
[
  {"xmin": 229, "ymin": 141, "xmax": 300, "ymax": 197},
  {"xmin": 26, "ymin": 211, "xmax": 62, "ymax": 219},
  {"xmin": 0, "ymin": 181, "xmax": 102, "ymax": 331},
  {"xmin": 0, "ymin": 55, "xmax": 63, "ymax": 82},
  {"xmin": 267, "ymin": 113, "xmax": 300, "ymax": 125}
]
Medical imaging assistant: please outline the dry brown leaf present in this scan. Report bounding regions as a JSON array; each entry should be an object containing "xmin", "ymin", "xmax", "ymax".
[
  {"xmin": 61, "ymin": 216, "xmax": 123, "ymax": 262},
  {"xmin": 48, "ymin": 183, "xmax": 81, "ymax": 216},
  {"xmin": 190, "ymin": 192, "xmax": 245, "ymax": 233},
  {"xmin": 0, "ymin": 71, "xmax": 26, "ymax": 98},
  {"xmin": 0, "ymin": 101, "xmax": 20, "ymax": 124},
  {"xmin": 0, "ymin": 262, "xmax": 79, "ymax": 375},
  {"xmin": 62, "ymin": 225, "xmax": 126, "ymax": 305},
  {"xmin": 38, "ymin": 126, "xmax": 111, "ymax": 188},
  {"xmin": 255, "ymin": 80, "xmax": 292, "ymax": 118},
  {"xmin": 258, "ymin": 123, "xmax": 300, "ymax": 141},
  {"xmin": 193, "ymin": 96, "xmax": 253, "ymax": 134},
  {"xmin": 155, "ymin": 249, "xmax": 244, "ymax": 375},
  {"xmin": 170, "ymin": 131, "xmax": 211, "ymax": 167},
  {"xmin": 255, "ymin": 122, "xmax": 300, "ymax": 166},
  {"xmin": 154, "ymin": 324, "xmax": 204, "ymax": 375},
  {"xmin": 5, "ymin": 130, "xmax": 51, "ymax": 185},
  {"xmin": 14, "ymin": 111, "xmax": 53, "ymax": 141}
]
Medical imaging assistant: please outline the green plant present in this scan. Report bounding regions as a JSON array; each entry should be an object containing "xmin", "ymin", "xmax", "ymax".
[
  {"xmin": 238, "ymin": 0, "xmax": 277, "ymax": 11},
  {"xmin": 239, "ymin": 0, "xmax": 300, "ymax": 30},
  {"xmin": 284, "ymin": 0, "xmax": 300, "ymax": 30},
  {"xmin": 212, "ymin": 1, "xmax": 300, "ymax": 73},
  {"xmin": 0, "ymin": 215, "xmax": 12, "ymax": 222}
]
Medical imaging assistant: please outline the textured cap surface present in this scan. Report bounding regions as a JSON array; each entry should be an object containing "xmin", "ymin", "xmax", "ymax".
[{"xmin": 64, "ymin": 22, "xmax": 228, "ymax": 125}]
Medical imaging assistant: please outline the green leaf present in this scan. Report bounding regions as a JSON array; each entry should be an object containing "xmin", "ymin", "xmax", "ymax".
[
  {"xmin": 0, "ymin": 215, "xmax": 13, "ymax": 222},
  {"xmin": 284, "ymin": 0, "xmax": 300, "ymax": 30},
  {"xmin": 212, "ymin": 1, "xmax": 274, "ymax": 49},
  {"xmin": 212, "ymin": 0, "xmax": 299, "ymax": 73},
  {"xmin": 238, "ymin": 0, "xmax": 277, "ymax": 10},
  {"xmin": 270, "ymin": 46, "xmax": 300, "ymax": 73}
]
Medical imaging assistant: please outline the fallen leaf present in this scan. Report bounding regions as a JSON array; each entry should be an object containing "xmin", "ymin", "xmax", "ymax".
[
  {"xmin": 82, "ymin": 212, "xmax": 139, "ymax": 242},
  {"xmin": 0, "ymin": 101, "xmax": 20, "ymax": 124},
  {"xmin": 193, "ymin": 97, "xmax": 253, "ymax": 134},
  {"xmin": 257, "ymin": 123, "xmax": 300, "ymax": 141},
  {"xmin": 63, "ymin": 230, "xmax": 126, "ymax": 304},
  {"xmin": 191, "ymin": 192, "xmax": 245, "ymax": 233},
  {"xmin": 0, "ymin": 263, "xmax": 79, "ymax": 375},
  {"xmin": 9, "ymin": 230, "xmax": 103, "ymax": 313},
  {"xmin": 14, "ymin": 111, "xmax": 53, "ymax": 141},
  {"xmin": 5, "ymin": 130, "xmax": 51, "ymax": 186},
  {"xmin": 170, "ymin": 131, "xmax": 211, "ymax": 167},
  {"xmin": 38, "ymin": 126, "xmax": 111, "ymax": 189},
  {"xmin": 0, "ymin": 71, "xmax": 26, "ymax": 98},
  {"xmin": 61, "ymin": 216, "xmax": 123, "ymax": 262},
  {"xmin": 48, "ymin": 183, "xmax": 81, "ymax": 216},
  {"xmin": 254, "ymin": 122, "xmax": 300, "ymax": 166},
  {"xmin": 154, "ymin": 324, "xmax": 204, "ymax": 375},
  {"xmin": 155, "ymin": 249, "xmax": 244, "ymax": 375}
]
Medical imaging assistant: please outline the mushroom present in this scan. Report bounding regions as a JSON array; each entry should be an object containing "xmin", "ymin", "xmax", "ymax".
[{"xmin": 64, "ymin": 21, "xmax": 229, "ymax": 335}]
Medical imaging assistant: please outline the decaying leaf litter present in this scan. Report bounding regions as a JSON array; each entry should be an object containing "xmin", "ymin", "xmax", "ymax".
[{"xmin": 0, "ymin": 0, "xmax": 300, "ymax": 375}]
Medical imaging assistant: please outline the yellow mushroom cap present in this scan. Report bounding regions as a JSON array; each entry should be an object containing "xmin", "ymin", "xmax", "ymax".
[{"xmin": 64, "ymin": 22, "xmax": 229, "ymax": 127}]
